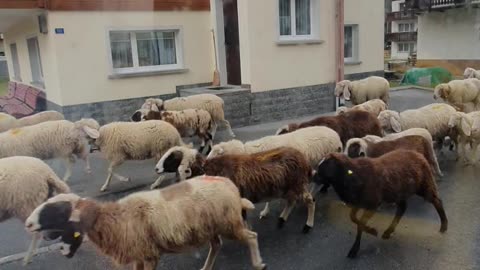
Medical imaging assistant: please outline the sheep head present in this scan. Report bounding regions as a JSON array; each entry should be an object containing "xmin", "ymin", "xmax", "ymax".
[
  {"xmin": 378, "ymin": 110, "xmax": 402, "ymax": 133},
  {"xmin": 207, "ymin": 140, "xmax": 245, "ymax": 159},
  {"xmin": 83, "ymin": 126, "xmax": 101, "ymax": 152},
  {"xmin": 336, "ymin": 106, "xmax": 350, "ymax": 115},
  {"xmin": 142, "ymin": 98, "xmax": 163, "ymax": 111},
  {"xmin": 434, "ymin": 84, "xmax": 450, "ymax": 100},
  {"xmin": 345, "ymin": 138, "xmax": 368, "ymax": 158},
  {"xmin": 131, "ymin": 109, "xmax": 151, "ymax": 122},
  {"xmin": 25, "ymin": 193, "xmax": 89, "ymax": 258},
  {"xmin": 335, "ymin": 80, "xmax": 352, "ymax": 100},
  {"xmin": 448, "ymin": 112, "xmax": 464, "ymax": 130},
  {"xmin": 275, "ymin": 123, "xmax": 299, "ymax": 135},
  {"xmin": 155, "ymin": 146, "xmax": 200, "ymax": 180},
  {"xmin": 464, "ymin": 67, "xmax": 475, "ymax": 79}
]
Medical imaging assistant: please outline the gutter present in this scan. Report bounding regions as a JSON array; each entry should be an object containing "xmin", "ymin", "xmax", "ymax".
[{"xmin": 335, "ymin": 0, "xmax": 345, "ymax": 109}]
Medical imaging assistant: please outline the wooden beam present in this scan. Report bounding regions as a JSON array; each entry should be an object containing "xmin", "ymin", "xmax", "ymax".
[
  {"xmin": 0, "ymin": 0, "xmax": 39, "ymax": 9},
  {"xmin": 45, "ymin": 0, "xmax": 210, "ymax": 11}
]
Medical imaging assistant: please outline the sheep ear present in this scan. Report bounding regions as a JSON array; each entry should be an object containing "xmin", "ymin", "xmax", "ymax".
[
  {"xmin": 83, "ymin": 126, "xmax": 100, "ymax": 139},
  {"xmin": 390, "ymin": 117, "xmax": 402, "ymax": 132},
  {"xmin": 69, "ymin": 209, "xmax": 81, "ymax": 223},
  {"xmin": 461, "ymin": 117, "xmax": 472, "ymax": 136},
  {"xmin": 343, "ymin": 84, "xmax": 351, "ymax": 100},
  {"xmin": 151, "ymin": 104, "xmax": 160, "ymax": 112}
]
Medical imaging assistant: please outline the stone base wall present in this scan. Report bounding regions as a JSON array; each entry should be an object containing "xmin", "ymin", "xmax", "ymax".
[{"xmin": 47, "ymin": 70, "xmax": 383, "ymax": 127}]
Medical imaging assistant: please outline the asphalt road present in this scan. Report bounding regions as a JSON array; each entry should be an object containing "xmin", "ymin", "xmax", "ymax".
[{"xmin": 2, "ymin": 89, "xmax": 480, "ymax": 270}]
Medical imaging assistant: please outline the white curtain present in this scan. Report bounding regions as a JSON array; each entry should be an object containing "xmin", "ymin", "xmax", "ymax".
[
  {"xmin": 110, "ymin": 32, "xmax": 133, "ymax": 68},
  {"xmin": 344, "ymin": 26, "xmax": 353, "ymax": 58},
  {"xmin": 279, "ymin": 0, "xmax": 291, "ymax": 35},
  {"xmin": 296, "ymin": 0, "xmax": 311, "ymax": 35},
  {"xmin": 136, "ymin": 31, "xmax": 177, "ymax": 66}
]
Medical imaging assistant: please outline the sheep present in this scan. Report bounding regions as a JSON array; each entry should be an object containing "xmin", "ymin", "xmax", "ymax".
[
  {"xmin": 464, "ymin": 67, "xmax": 480, "ymax": 79},
  {"xmin": 276, "ymin": 110, "xmax": 383, "ymax": 146},
  {"xmin": 433, "ymin": 79, "xmax": 480, "ymax": 113},
  {"xmin": 377, "ymin": 103, "xmax": 457, "ymax": 146},
  {"xmin": 154, "ymin": 146, "xmax": 316, "ymax": 230},
  {"xmin": 141, "ymin": 109, "xmax": 213, "ymax": 154},
  {"xmin": 0, "ymin": 156, "xmax": 70, "ymax": 265},
  {"xmin": 0, "ymin": 111, "xmax": 64, "ymax": 133},
  {"xmin": 334, "ymin": 76, "xmax": 390, "ymax": 105},
  {"xmin": 0, "ymin": 119, "xmax": 100, "ymax": 181},
  {"xmin": 82, "ymin": 120, "xmax": 188, "ymax": 192},
  {"xmin": 345, "ymin": 135, "xmax": 443, "ymax": 177},
  {"xmin": 363, "ymin": 127, "xmax": 433, "ymax": 145},
  {"xmin": 134, "ymin": 94, "xmax": 235, "ymax": 138},
  {"xmin": 447, "ymin": 111, "xmax": 480, "ymax": 164},
  {"xmin": 313, "ymin": 150, "xmax": 448, "ymax": 258},
  {"xmin": 25, "ymin": 175, "xmax": 267, "ymax": 270},
  {"xmin": 336, "ymin": 99, "xmax": 387, "ymax": 117}
]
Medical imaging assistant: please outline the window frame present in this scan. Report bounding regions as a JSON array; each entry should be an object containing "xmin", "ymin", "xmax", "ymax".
[
  {"xmin": 106, "ymin": 26, "xmax": 185, "ymax": 77},
  {"xmin": 26, "ymin": 36, "xmax": 45, "ymax": 88},
  {"xmin": 398, "ymin": 42, "xmax": 414, "ymax": 53},
  {"xmin": 344, "ymin": 24, "xmax": 359, "ymax": 63},
  {"xmin": 9, "ymin": 43, "xmax": 22, "ymax": 81},
  {"xmin": 277, "ymin": 0, "xmax": 320, "ymax": 42}
]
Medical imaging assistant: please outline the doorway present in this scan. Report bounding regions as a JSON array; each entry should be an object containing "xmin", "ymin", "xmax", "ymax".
[{"xmin": 222, "ymin": 0, "xmax": 241, "ymax": 85}]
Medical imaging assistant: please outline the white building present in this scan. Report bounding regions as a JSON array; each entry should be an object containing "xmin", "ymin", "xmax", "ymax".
[{"xmin": 386, "ymin": 0, "xmax": 418, "ymax": 60}]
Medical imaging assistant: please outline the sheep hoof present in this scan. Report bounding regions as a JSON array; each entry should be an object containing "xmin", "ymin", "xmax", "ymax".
[
  {"xmin": 381, "ymin": 231, "xmax": 392, "ymax": 239},
  {"xmin": 100, "ymin": 186, "xmax": 108, "ymax": 192},
  {"xmin": 347, "ymin": 250, "xmax": 358, "ymax": 259},
  {"xmin": 440, "ymin": 224, "xmax": 448, "ymax": 233},
  {"xmin": 366, "ymin": 227, "xmax": 378, "ymax": 237},
  {"xmin": 255, "ymin": 264, "xmax": 267, "ymax": 270},
  {"xmin": 277, "ymin": 218, "xmax": 286, "ymax": 229},
  {"xmin": 302, "ymin": 225, "xmax": 313, "ymax": 234},
  {"xmin": 22, "ymin": 258, "xmax": 31, "ymax": 266}
]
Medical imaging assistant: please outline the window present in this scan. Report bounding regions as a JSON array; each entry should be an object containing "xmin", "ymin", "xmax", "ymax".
[
  {"xmin": 27, "ymin": 37, "xmax": 44, "ymax": 87},
  {"xmin": 398, "ymin": 22, "xmax": 415, "ymax": 33},
  {"xmin": 398, "ymin": 42, "xmax": 415, "ymax": 53},
  {"xmin": 279, "ymin": 0, "xmax": 315, "ymax": 40},
  {"xmin": 108, "ymin": 29, "xmax": 182, "ymax": 75},
  {"xmin": 344, "ymin": 25, "xmax": 359, "ymax": 62},
  {"xmin": 9, "ymin": 43, "xmax": 21, "ymax": 81}
]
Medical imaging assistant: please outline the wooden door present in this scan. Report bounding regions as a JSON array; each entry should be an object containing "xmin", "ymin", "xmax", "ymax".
[{"xmin": 223, "ymin": 0, "xmax": 242, "ymax": 85}]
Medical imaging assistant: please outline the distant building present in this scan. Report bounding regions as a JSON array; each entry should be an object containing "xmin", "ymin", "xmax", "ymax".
[
  {"xmin": 385, "ymin": 0, "xmax": 418, "ymax": 60},
  {"xmin": 405, "ymin": 0, "xmax": 480, "ymax": 76}
]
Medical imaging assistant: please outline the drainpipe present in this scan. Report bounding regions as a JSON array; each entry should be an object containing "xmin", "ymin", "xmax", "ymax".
[{"xmin": 335, "ymin": 0, "xmax": 345, "ymax": 109}]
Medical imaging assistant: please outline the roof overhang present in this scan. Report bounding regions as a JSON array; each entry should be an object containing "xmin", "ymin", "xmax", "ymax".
[{"xmin": 0, "ymin": 9, "xmax": 40, "ymax": 32}]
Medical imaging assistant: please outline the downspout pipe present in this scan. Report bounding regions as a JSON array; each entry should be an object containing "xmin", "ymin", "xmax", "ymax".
[{"xmin": 335, "ymin": 0, "xmax": 345, "ymax": 109}]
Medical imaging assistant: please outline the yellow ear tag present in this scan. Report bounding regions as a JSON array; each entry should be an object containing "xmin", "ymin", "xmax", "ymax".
[
  {"xmin": 74, "ymin": 232, "xmax": 81, "ymax": 238},
  {"xmin": 347, "ymin": 170, "xmax": 353, "ymax": 175}
]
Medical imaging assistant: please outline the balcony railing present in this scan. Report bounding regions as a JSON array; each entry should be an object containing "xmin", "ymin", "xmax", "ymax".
[
  {"xmin": 385, "ymin": 32, "xmax": 418, "ymax": 42},
  {"xmin": 405, "ymin": 0, "xmax": 479, "ymax": 11},
  {"xmin": 386, "ymin": 11, "xmax": 417, "ymax": 21}
]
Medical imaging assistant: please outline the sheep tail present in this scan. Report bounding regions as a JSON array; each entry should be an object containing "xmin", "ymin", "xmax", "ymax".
[
  {"xmin": 46, "ymin": 177, "xmax": 71, "ymax": 197},
  {"xmin": 241, "ymin": 198, "xmax": 255, "ymax": 210}
]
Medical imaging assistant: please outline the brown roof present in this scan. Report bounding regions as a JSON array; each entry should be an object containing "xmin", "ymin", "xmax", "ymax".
[{"xmin": 0, "ymin": 0, "xmax": 210, "ymax": 11}]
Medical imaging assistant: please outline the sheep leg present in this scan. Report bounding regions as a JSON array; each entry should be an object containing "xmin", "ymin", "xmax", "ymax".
[
  {"xmin": 133, "ymin": 261, "xmax": 144, "ymax": 270},
  {"xmin": 142, "ymin": 259, "xmax": 158, "ymax": 270},
  {"xmin": 347, "ymin": 209, "xmax": 375, "ymax": 258},
  {"xmin": 235, "ymin": 229, "xmax": 266, "ymax": 270},
  {"xmin": 302, "ymin": 192, "xmax": 316, "ymax": 234},
  {"xmin": 151, "ymin": 174, "xmax": 168, "ymax": 190},
  {"xmin": 222, "ymin": 119, "xmax": 236, "ymax": 138},
  {"xmin": 62, "ymin": 156, "xmax": 75, "ymax": 182},
  {"xmin": 469, "ymin": 142, "xmax": 480, "ymax": 164},
  {"xmin": 349, "ymin": 208, "xmax": 377, "ymax": 236},
  {"xmin": 429, "ymin": 196, "xmax": 448, "ymax": 233},
  {"xmin": 431, "ymin": 153, "xmax": 444, "ymax": 178},
  {"xmin": 23, "ymin": 232, "xmax": 41, "ymax": 265},
  {"xmin": 382, "ymin": 201, "xmax": 407, "ymax": 239},
  {"xmin": 259, "ymin": 203, "xmax": 270, "ymax": 219},
  {"xmin": 200, "ymin": 235, "xmax": 222, "ymax": 270},
  {"xmin": 277, "ymin": 200, "xmax": 296, "ymax": 228},
  {"xmin": 76, "ymin": 144, "xmax": 91, "ymax": 174},
  {"xmin": 101, "ymin": 161, "xmax": 126, "ymax": 192},
  {"xmin": 210, "ymin": 122, "xmax": 218, "ymax": 139}
]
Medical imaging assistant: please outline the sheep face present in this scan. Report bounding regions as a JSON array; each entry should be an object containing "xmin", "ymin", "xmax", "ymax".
[
  {"xmin": 83, "ymin": 126, "xmax": 101, "ymax": 152},
  {"xmin": 335, "ymin": 106, "xmax": 349, "ymax": 115},
  {"xmin": 448, "ymin": 113, "xmax": 463, "ymax": 129},
  {"xmin": 433, "ymin": 84, "xmax": 449, "ymax": 100},
  {"xmin": 25, "ymin": 194, "xmax": 85, "ymax": 258},
  {"xmin": 335, "ymin": 80, "xmax": 351, "ymax": 100},
  {"xmin": 207, "ymin": 140, "xmax": 244, "ymax": 159},
  {"xmin": 346, "ymin": 139, "xmax": 367, "ymax": 158},
  {"xmin": 156, "ymin": 149, "xmax": 184, "ymax": 174},
  {"xmin": 275, "ymin": 123, "xmax": 299, "ymax": 135},
  {"xmin": 378, "ymin": 111, "xmax": 402, "ymax": 133},
  {"xmin": 131, "ymin": 110, "xmax": 143, "ymax": 122},
  {"xmin": 464, "ymin": 68, "xmax": 474, "ymax": 79}
]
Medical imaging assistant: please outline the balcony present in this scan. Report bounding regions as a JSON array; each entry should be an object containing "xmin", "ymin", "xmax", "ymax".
[
  {"xmin": 386, "ymin": 11, "xmax": 417, "ymax": 21},
  {"xmin": 385, "ymin": 32, "xmax": 418, "ymax": 42},
  {"xmin": 405, "ymin": 0, "xmax": 480, "ymax": 11}
]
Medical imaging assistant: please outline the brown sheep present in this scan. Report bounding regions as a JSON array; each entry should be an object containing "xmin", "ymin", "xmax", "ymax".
[
  {"xmin": 155, "ymin": 146, "xmax": 316, "ymax": 232},
  {"xmin": 276, "ymin": 110, "xmax": 383, "ymax": 146},
  {"xmin": 345, "ymin": 135, "xmax": 443, "ymax": 177},
  {"xmin": 313, "ymin": 150, "xmax": 448, "ymax": 258},
  {"xmin": 25, "ymin": 176, "xmax": 267, "ymax": 270}
]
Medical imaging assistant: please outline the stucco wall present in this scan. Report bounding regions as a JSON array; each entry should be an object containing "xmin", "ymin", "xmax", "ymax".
[
  {"xmin": 417, "ymin": 8, "xmax": 480, "ymax": 60},
  {"xmin": 237, "ymin": 0, "xmax": 384, "ymax": 93},
  {"xmin": 344, "ymin": 0, "xmax": 385, "ymax": 75},
  {"xmin": 48, "ymin": 11, "xmax": 214, "ymax": 106}
]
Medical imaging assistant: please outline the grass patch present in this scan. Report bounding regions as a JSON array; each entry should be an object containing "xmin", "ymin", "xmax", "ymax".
[{"xmin": 0, "ymin": 79, "xmax": 8, "ymax": 97}]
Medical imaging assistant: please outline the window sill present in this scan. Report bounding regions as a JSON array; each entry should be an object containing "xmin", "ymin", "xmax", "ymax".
[
  {"xmin": 31, "ymin": 81, "xmax": 45, "ymax": 89},
  {"xmin": 109, "ymin": 68, "xmax": 189, "ymax": 79},
  {"xmin": 345, "ymin": 61, "xmax": 362, "ymax": 66},
  {"xmin": 276, "ymin": 39, "xmax": 324, "ymax": 46}
]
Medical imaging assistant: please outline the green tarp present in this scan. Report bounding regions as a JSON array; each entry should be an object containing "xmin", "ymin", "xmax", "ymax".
[{"xmin": 401, "ymin": 67, "xmax": 453, "ymax": 88}]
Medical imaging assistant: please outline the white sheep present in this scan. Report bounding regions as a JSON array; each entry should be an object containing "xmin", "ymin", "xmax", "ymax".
[
  {"xmin": 1, "ymin": 156, "xmax": 70, "ymax": 265},
  {"xmin": 363, "ymin": 128, "xmax": 433, "ymax": 145},
  {"xmin": 142, "ymin": 109, "xmax": 214, "ymax": 154},
  {"xmin": 334, "ymin": 76, "xmax": 390, "ymax": 105},
  {"xmin": 0, "ymin": 119, "xmax": 100, "ymax": 181},
  {"xmin": 464, "ymin": 67, "xmax": 480, "ymax": 79},
  {"xmin": 448, "ymin": 111, "xmax": 480, "ymax": 164},
  {"xmin": 25, "ymin": 176, "xmax": 267, "ymax": 270},
  {"xmin": 377, "ymin": 103, "xmax": 457, "ymax": 144},
  {"xmin": 335, "ymin": 99, "xmax": 387, "ymax": 116},
  {"xmin": 0, "ymin": 111, "xmax": 64, "ymax": 133},
  {"xmin": 138, "ymin": 94, "xmax": 235, "ymax": 138},
  {"xmin": 434, "ymin": 79, "xmax": 480, "ymax": 113},
  {"xmin": 83, "ymin": 120, "xmax": 188, "ymax": 192}
]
